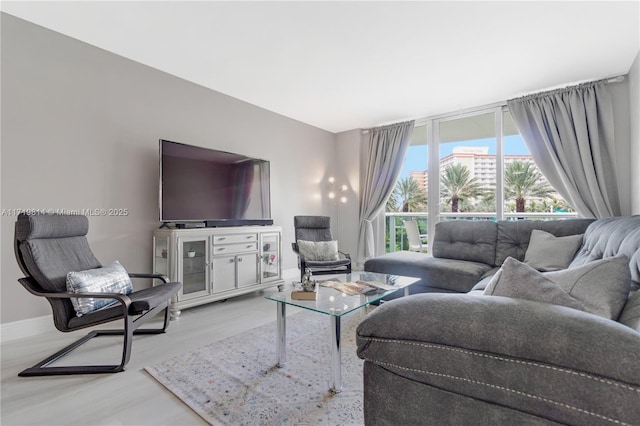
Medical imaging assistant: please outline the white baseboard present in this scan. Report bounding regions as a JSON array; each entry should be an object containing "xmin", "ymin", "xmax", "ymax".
[{"xmin": 1, "ymin": 314, "xmax": 57, "ymax": 343}]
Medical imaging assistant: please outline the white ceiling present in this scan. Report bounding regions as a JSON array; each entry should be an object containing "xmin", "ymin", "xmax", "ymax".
[{"xmin": 2, "ymin": 1, "xmax": 639, "ymax": 133}]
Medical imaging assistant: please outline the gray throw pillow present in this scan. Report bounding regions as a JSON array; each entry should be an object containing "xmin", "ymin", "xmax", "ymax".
[
  {"xmin": 66, "ymin": 260, "xmax": 133, "ymax": 316},
  {"xmin": 484, "ymin": 255, "xmax": 630, "ymax": 320},
  {"xmin": 297, "ymin": 240, "xmax": 339, "ymax": 261},
  {"xmin": 524, "ymin": 229, "xmax": 583, "ymax": 271}
]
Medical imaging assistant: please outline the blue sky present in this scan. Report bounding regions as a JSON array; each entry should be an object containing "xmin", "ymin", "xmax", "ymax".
[{"xmin": 399, "ymin": 135, "xmax": 530, "ymax": 179}]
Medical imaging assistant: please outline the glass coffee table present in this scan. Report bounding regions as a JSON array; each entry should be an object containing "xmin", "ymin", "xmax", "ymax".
[{"xmin": 265, "ymin": 271, "xmax": 419, "ymax": 393}]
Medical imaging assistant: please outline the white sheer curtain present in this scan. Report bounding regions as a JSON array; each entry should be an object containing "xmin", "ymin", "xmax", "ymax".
[
  {"xmin": 507, "ymin": 80, "xmax": 622, "ymax": 218},
  {"xmin": 357, "ymin": 120, "xmax": 414, "ymax": 266}
]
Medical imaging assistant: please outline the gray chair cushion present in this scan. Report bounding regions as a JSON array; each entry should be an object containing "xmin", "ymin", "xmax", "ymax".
[
  {"xmin": 432, "ymin": 220, "xmax": 497, "ymax": 265},
  {"xmin": 304, "ymin": 258, "xmax": 351, "ymax": 269},
  {"xmin": 294, "ymin": 216, "xmax": 332, "ymax": 242},
  {"xmin": 16, "ymin": 213, "xmax": 181, "ymax": 332},
  {"xmin": 20, "ymin": 238, "xmax": 102, "ymax": 293},
  {"xmin": 67, "ymin": 281, "xmax": 182, "ymax": 328},
  {"xmin": 19, "ymin": 231, "xmax": 101, "ymax": 330},
  {"xmin": 16, "ymin": 213, "xmax": 89, "ymax": 240}
]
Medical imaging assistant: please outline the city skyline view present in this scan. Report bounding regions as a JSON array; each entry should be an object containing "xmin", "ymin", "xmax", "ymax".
[{"xmin": 399, "ymin": 135, "xmax": 530, "ymax": 179}]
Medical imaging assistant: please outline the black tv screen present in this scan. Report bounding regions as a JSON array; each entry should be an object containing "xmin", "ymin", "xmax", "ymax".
[{"xmin": 160, "ymin": 139, "xmax": 272, "ymax": 225}]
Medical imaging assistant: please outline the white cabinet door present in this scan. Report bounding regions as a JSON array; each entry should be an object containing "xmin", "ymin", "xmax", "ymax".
[
  {"xmin": 236, "ymin": 253, "xmax": 259, "ymax": 288},
  {"xmin": 212, "ymin": 256, "xmax": 236, "ymax": 293},
  {"xmin": 260, "ymin": 232, "xmax": 281, "ymax": 282}
]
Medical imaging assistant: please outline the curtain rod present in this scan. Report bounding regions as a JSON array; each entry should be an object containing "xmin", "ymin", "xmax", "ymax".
[
  {"xmin": 361, "ymin": 75, "xmax": 626, "ymax": 134},
  {"xmin": 606, "ymin": 75, "xmax": 625, "ymax": 84}
]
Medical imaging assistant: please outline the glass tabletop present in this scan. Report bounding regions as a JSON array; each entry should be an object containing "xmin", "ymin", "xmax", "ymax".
[{"xmin": 265, "ymin": 271, "xmax": 419, "ymax": 317}]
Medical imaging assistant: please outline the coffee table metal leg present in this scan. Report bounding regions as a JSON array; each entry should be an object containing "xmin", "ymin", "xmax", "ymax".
[
  {"xmin": 330, "ymin": 315, "xmax": 342, "ymax": 393},
  {"xmin": 276, "ymin": 301, "xmax": 286, "ymax": 367}
]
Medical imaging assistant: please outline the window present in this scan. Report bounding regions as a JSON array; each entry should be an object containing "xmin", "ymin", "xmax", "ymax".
[
  {"xmin": 438, "ymin": 112, "xmax": 496, "ymax": 217},
  {"xmin": 385, "ymin": 105, "xmax": 574, "ymax": 252}
]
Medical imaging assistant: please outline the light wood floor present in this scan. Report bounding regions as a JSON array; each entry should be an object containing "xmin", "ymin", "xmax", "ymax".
[{"xmin": 1, "ymin": 283, "xmax": 308, "ymax": 426}]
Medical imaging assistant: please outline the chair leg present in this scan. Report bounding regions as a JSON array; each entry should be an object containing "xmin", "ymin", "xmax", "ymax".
[
  {"xmin": 18, "ymin": 305, "xmax": 171, "ymax": 377},
  {"xmin": 18, "ymin": 328, "xmax": 130, "ymax": 376}
]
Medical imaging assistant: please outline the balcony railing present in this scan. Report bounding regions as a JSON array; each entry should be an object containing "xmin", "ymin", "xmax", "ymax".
[{"xmin": 385, "ymin": 211, "xmax": 578, "ymax": 253}]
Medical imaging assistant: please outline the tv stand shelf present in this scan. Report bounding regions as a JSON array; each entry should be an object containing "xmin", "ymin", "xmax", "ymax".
[{"xmin": 153, "ymin": 225, "xmax": 284, "ymax": 320}]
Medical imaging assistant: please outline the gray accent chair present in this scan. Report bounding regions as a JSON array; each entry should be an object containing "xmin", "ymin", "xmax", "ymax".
[
  {"xmin": 357, "ymin": 216, "xmax": 640, "ymax": 425},
  {"xmin": 14, "ymin": 213, "xmax": 182, "ymax": 376},
  {"xmin": 291, "ymin": 215, "xmax": 351, "ymax": 281}
]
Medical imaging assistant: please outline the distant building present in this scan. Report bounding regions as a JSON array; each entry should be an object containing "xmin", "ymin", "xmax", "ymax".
[
  {"xmin": 409, "ymin": 170, "xmax": 428, "ymax": 192},
  {"xmin": 404, "ymin": 147, "xmax": 565, "ymax": 212},
  {"xmin": 437, "ymin": 146, "xmax": 539, "ymax": 189}
]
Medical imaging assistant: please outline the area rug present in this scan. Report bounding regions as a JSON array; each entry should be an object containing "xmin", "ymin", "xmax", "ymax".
[{"xmin": 145, "ymin": 311, "xmax": 365, "ymax": 425}]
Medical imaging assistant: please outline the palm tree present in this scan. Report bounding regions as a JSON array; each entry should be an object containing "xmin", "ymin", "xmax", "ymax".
[
  {"xmin": 387, "ymin": 177, "xmax": 426, "ymax": 212},
  {"xmin": 440, "ymin": 163, "xmax": 487, "ymax": 212},
  {"xmin": 504, "ymin": 161, "xmax": 553, "ymax": 212}
]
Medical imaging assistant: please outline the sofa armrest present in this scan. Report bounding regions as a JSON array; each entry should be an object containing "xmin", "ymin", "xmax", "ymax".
[{"xmin": 357, "ymin": 294, "xmax": 640, "ymax": 425}]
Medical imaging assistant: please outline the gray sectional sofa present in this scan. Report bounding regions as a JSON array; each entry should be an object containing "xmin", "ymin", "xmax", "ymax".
[
  {"xmin": 357, "ymin": 216, "xmax": 640, "ymax": 425},
  {"xmin": 364, "ymin": 218, "xmax": 596, "ymax": 296}
]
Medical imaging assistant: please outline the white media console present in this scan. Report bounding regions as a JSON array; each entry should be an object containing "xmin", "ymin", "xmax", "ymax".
[{"xmin": 153, "ymin": 225, "xmax": 284, "ymax": 319}]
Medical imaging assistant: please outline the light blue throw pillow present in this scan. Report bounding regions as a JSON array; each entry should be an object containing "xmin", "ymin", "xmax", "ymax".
[{"xmin": 66, "ymin": 261, "xmax": 133, "ymax": 316}]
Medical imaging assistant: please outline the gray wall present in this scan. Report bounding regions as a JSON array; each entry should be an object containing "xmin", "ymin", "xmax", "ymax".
[
  {"xmin": 0, "ymin": 14, "xmax": 336, "ymax": 324},
  {"xmin": 2, "ymin": 13, "xmax": 637, "ymax": 325}
]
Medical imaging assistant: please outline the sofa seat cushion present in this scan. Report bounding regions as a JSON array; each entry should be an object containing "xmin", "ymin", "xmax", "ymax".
[{"xmin": 364, "ymin": 251, "xmax": 492, "ymax": 293}]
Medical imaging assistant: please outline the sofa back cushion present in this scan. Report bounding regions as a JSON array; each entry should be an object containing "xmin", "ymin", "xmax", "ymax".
[
  {"xmin": 570, "ymin": 216, "xmax": 640, "ymax": 291},
  {"xmin": 432, "ymin": 220, "xmax": 497, "ymax": 265},
  {"xmin": 495, "ymin": 219, "xmax": 595, "ymax": 267}
]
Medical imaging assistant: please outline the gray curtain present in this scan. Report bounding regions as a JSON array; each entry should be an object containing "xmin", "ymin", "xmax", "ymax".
[
  {"xmin": 507, "ymin": 80, "xmax": 621, "ymax": 218},
  {"xmin": 357, "ymin": 120, "xmax": 415, "ymax": 265}
]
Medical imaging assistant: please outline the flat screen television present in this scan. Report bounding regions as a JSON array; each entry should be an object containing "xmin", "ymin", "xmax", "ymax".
[{"xmin": 159, "ymin": 139, "xmax": 272, "ymax": 227}]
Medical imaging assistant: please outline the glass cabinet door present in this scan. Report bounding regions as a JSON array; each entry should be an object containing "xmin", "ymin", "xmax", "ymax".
[
  {"xmin": 153, "ymin": 236, "xmax": 169, "ymax": 277},
  {"xmin": 260, "ymin": 233, "xmax": 281, "ymax": 282},
  {"xmin": 179, "ymin": 237, "xmax": 209, "ymax": 300}
]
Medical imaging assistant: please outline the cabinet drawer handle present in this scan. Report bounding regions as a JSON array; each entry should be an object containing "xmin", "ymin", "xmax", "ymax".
[
  {"xmin": 246, "ymin": 236, "xmax": 253, "ymax": 239},
  {"xmin": 218, "ymin": 247, "xmax": 226, "ymax": 251},
  {"xmin": 247, "ymin": 244, "xmax": 254, "ymax": 248},
  {"xmin": 238, "ymin": 257, "xmax": 243, "ymax": 262},
  {"xmin": 218, "ymin": 237, "xmax": 226, "ymax": 241},
  {"xmin": 229, "ymin": 258, "xmax": 234, "ymax": 263}
]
